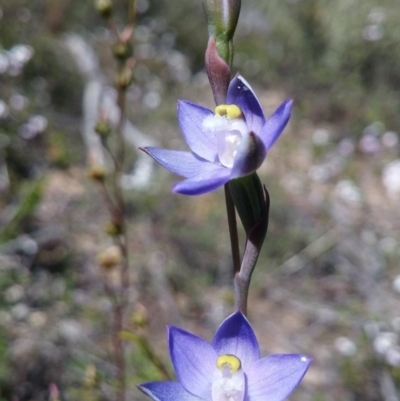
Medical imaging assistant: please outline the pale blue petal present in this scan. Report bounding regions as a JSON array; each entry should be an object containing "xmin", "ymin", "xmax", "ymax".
[
  {"xmin": 178, "ymin": 100, "xmax": 217, "ymax": 162},
  {"xmin": 169, "ymin": 326, "xmax": 217, "ymax": 399},
  {"xmin": 138, "ymin": 381, "xmax": 203, "ymax": 401},
  {"xmin": 259, "ymin": 99, "xmax": 292, "ymax": 151},
  {"xmin": 227, "ymin": 75, "xmax": 266, "ymax": 134},
  {"xmin": 230, "ymin": 132, "xmax": 267, "ymax": 178},
  {"xmin": 141, "ymin": 147, "xmax": 209, "ymax": 178},
  {"xmin": 246, "ymin": 354, "xmax": 312, "ymax": 401},
  {"xmin": 173, "ymin": 165, "xmax": 231, "ymax": 195},
  {"xmin": 212, "ymin": 311, "xmax": 260, "ymax": 371}
]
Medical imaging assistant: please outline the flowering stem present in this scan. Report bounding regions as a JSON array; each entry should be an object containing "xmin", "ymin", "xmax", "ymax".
[
  {"xmin": 234, "ymin": 188, "xmax": 270, "ymax": 315},
  {"xmin": 113, "ymin": 303, "xmax": 126, "ymax": 401},
  {"xmin": 116, "ymin": 89, "xmax": 127, "ymax": 165},
  {"xmin": 97, "ymin": 7, "xmax": 136, "ymax": 401},
  {"xmin": 128, "ymin": 0, "xmax": 137, "ymax": 25},
  {"xmin": 224, "ymin": 185, "xmax": 240, "ymax": 274},
  {"xmin": 234, "ymin": 239, "xmax": 259, "ymax": 315},
  {"xmin": 233, "ymin": 236, "xmax": 259, "ymax": 315}
]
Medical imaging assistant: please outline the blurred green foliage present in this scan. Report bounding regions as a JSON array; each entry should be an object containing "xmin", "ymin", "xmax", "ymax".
[{"xmin": 0, "ymin": 178, "xmax": 44, "ymax": 243}]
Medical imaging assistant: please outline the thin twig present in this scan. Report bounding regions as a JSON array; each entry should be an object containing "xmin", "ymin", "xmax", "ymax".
[{"xmin": 279, "ymin": 226, "xmax": 340, "ymax": 276}]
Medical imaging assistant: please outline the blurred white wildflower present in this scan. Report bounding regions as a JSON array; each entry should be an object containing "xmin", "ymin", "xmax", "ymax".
[
  {"xmin": 337, "ymin": 138, "xmax": 355, "ymax": 156},
  {"xmin": 167, "ymin": 51, "xmax": 191, "ymax": 83},
  {"xmin": 10, "ymin": 93, "xmax": 28, "ymax": 110},
  {"xmin": 0, "ymin": 53, "xmax": 9, "ymax": 74},
  {"xmin": 5, "ymin": 285, "xmax": 25, "ymax": 303},
  {"xmin": 359, "ymin": 134, "xmax": 381, "ymax": 154},
  {"xmin": 143, "ymin": 91, "xmax": 161, "ymax": 109},
  {"xmin": 0, "ymin": 99, "xmax": 9, "ymax": 119},
  {"xmin": 368, "ymin": 7, "xmax": 386, "ymax": 24},
  {"xmin": 7, "ymin": 44, "xmax": 34, "ymax": 75},
  {"xmin": 135, "ymin": 25, "xmax": 151, "ymax": 42},
  {"xmin": 382, "ymin": 131, "xmax": 399, "ymax": 148},
  {"xmin": 19, "ymin": 115, "xmax": 48, "ymax": 140},
  {"xmin": 335, "ymin": 180, "xmax": 362, "ymax": 205},
  {"xmin": 373, "ymin": 332, "xmax": 398, "ymax": 355},
  {"xmin": 334, "ymin": 337, "xmax": 357, "ymax": 356},
  {"xmin": 58, "ymin": 319, "xmax": 84, "ymax": 343},
  {"xmin": 363, "ymin": 25, "xmax": 384, "ymax": 41},
  {"xmin": 379, "ymin": 237, "xmax": 397, "ymax": 254},
  {"xmin": 392, "ymin": 317, "xmax": 400, "ymax": 332},
  {"xmin": 137, "ymin": 0, "xmax": 149, "ymax": 13},
  {"xmin": 312, "ymin": 128, "xmax": 330, "ymax": 145},
  {"xmin": 0, "ymin": 311, "xmax": 12, "ymax": 326},
  {"xmin": 361, "ymin": 229, "xmax": 377, "ymax": 245},
  {"xmin": 29, "ymin": 311, "xmax": 48, "ymax": 328},
  {"xmin": 308, "ymin": 165, "xmax": 330, "ymax": 182},
  {"xmin": 392, "ymin": 275, "xmax": 400, "ymax": 294},
  {"xmin": 19, "ymin": 235, "xmax": 38, "ymax": 255},
  {"xmin": 363, "ymin": 8, "xmax": 386, "ymax": 41},
  {"xmin": 11, "ymin": 303, "xmax": 30, "ymax": 320},
  {"xmin": 386, "ymin": 347, "xmax": 400, "ymax": 367},
  {"xmin": 382, "ymin": 160, "xmax": 400, "ymax": 196}
]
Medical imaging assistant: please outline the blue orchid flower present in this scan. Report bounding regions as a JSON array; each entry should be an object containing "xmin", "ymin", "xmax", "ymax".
[
  {"xmin": 142, "ymin": 75, "xmax": 292, "ymax": 195},
  {"xmin": 138, "ymin": 311, "xmax": 311, "ymax": 401}
]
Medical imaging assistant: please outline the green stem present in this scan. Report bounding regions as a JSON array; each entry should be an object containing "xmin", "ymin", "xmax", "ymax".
[{"xmin": 224, "ymin": 184, "xmax": 240, "ymax": 274}]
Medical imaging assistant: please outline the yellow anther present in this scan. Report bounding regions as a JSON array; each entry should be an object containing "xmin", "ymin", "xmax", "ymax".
[
  {"xmin": 215, "ymin": 104, "xmax": 243, "ymax": 119},
  {"xmin": 216, "ymin": 354, "xmax": 241, "ymax": 373}
]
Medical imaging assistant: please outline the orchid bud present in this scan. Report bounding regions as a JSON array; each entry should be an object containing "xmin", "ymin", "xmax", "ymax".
[
  {"xmin": 205, "ymin": 36, "xmax": 230, "ymax": 104},
  {"xmin": 203, "ymin": 0, "xmax": 241, "ymax": 65}
]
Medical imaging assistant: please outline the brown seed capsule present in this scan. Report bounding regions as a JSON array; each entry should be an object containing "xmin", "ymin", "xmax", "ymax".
[
  {"xmin": 131, "ymin": 304, "xmax": 149, "ymax": 328},
  {"xmin": 94, "ymin": 119, "xmax": 112, "ymax": 138},
  {"xmin": 95, "ymin": 0, "xmax": 113, "ymax": 18},
  {"xmin": 97, "ymin": 245, "xmax": 122, "ymax": 269},
  {"xmin": 112, "ymin": 41, "xmax": 132, "ymax": 61},
  {"xmin": 104, "ymin": 219, "xmax": 123, "ymax": 236},
  {"xmin": 87, "ymin": 164, "xmax": 106, "ymax": 182},
  {"xmin": 115, "ymin": 66, "xmax": 133, "ymax": 89}
]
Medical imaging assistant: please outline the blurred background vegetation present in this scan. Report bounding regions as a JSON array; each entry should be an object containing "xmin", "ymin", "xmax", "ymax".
[{"xmin": 1, "ymin": 0, "xmax": 400, "ymax": 400}]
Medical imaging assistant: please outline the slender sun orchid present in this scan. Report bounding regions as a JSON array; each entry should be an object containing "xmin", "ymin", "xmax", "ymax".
[
  {"xmin": 141, "ymin": 75, "xmax": 292, "ymax": 195},
  {"xmin": 138, "ymin": 311, "xmax": 311, "ymax": 401}
]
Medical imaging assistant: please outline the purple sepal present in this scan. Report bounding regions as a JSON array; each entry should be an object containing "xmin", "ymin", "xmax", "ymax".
[
  {"xmin": 173, "ymin": 165, "xmax": 231, "ymax": 195},
  {"xmin": 138, "ymin": 381, "xmax": 202, "ymax": 401},
  {"xmin": 227, "ymin": 74, "xmax": 266, "ymax": 134},
  {"xmin": 260, "ymin": 99, "xmax": 292, "ymax": 151},
  {"xmin": 141, "ymin": 148, "xmax": 208, "ymax": 178},
  {"xmin": 212, "ymin": 311, "xmax": 260, "ymax": 371},
  {"xmin": 168, "ymin": 326, "xmax": 216, "ymax": 399},
  {"xmin": 177, "ymin": 100, "xmax": 217, "ymax": 162},
  {"xmin": 246, "ymin": 354, "xmax": 312, "ymax": 401}
]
